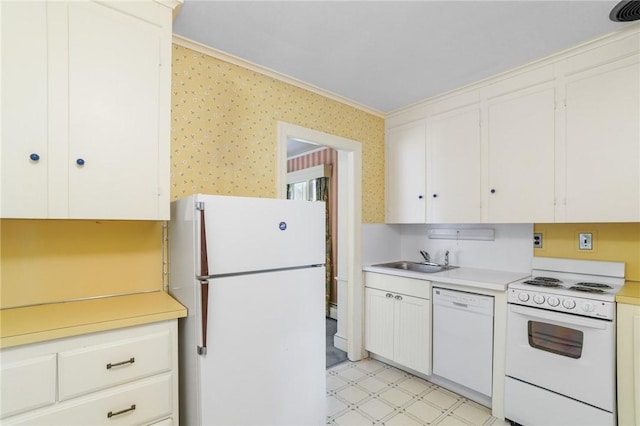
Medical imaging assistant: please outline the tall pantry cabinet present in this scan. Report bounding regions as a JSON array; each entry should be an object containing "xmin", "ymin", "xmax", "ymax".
[{"xmin": 1, "ymin": 0, "xmax": 174, "ymax": 220}]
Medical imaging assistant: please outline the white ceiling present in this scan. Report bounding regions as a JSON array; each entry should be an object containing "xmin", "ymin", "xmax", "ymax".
[{"xmin": 172, "ymin": 1, "xmax": 632, "ymax": 115}]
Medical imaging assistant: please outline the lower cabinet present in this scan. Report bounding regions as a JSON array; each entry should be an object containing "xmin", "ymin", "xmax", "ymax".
[
  {"xmin": 365, "ymin": 272, "xmax": 431, "ymax": 376},
  {"xmin": 617, "ymin": 302, "xmax": 640, "ymax": 426},
  {"xmin": 0, "ymin": 321, "xmax": 178, "ymax": 425}
]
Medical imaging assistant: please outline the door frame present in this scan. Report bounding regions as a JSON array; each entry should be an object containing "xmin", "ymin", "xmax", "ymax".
[{"xmin": 277, "ymin": 121, "xmax": 364, "ymax": 361}]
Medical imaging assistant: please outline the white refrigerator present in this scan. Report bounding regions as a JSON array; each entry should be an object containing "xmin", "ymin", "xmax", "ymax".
[{"xmin": 169, "ymin": 194, "xmax": 326, "ymax": 426}]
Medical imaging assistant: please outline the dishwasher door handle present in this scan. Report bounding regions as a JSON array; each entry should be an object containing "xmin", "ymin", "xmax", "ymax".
[{"xmin": 453, "ymin": 301, "xmax": 468, "ymax": 308}]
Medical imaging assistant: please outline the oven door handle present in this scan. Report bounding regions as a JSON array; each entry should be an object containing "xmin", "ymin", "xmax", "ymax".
[{"xmin": 509, "ymin": 304, "xmax": 609, "ymax": 330}]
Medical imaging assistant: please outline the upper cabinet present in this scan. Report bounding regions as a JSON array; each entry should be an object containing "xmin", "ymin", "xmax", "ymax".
[
  {"xmin": 385, "ymin": 27, "xmax": 640, "ymax": 224},
  {"xmin": 427, "ymin": 94, "xmax": 481, "ymax": 223},
  {"xmin": 557, "ymin": 40, "xmax": 640, "ymax": 223},
  {"xmin": 386, "ymin": 120, "xmax": 427, "ymax": 223},
  {"xmin": 483, "ymin": 67, "xmax": 556, "ymax": 223},
  {"xmin": 1, "ymin": 0, "xmax": 178, "ymax": 220}
]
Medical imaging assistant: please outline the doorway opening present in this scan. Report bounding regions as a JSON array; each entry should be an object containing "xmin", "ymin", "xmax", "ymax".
[{"xmin": 277, "ymin": 122, "xmax": 364, "ymax": 362}]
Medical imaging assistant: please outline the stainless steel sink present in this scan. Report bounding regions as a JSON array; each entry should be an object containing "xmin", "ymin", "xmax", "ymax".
[{"xmin": 372, "ymin": 261, "xmax": 458, "ymax": 273}]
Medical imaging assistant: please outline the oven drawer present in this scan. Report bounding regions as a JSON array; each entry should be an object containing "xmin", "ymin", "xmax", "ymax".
[
  {"xmin": 506, "ymin": 304, "xmax": 615, "ymax": 412},
  {"xmin": 58, "ymin": 329, "xmax": 172, "ymax": 401},
  {"xmin": 505, "ymin": 377, "xmax": 613, "ymax": 426}
]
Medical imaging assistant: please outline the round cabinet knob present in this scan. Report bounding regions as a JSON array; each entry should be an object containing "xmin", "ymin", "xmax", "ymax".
[
  {"xmin": 582, "ymin": 302, "xmax": 594, "ymax": 313},
  {"xmin": 30, "ymin": 153, "xmax": 40, "ymax": 161},
  {"xmin": 548, "ymin": 296, "xmax": 560, "ymax": 307},
  {"xmin": 562, "ymin": 299, "xmax": 576, "ymax": 309},
  {"xmin": 418, "ymin": 195, "xmax": 423, "ymax": 199},
  {"xmin": 394, "ymin": 295, "xmax": 403, "ymax": 301},
  {"xmin": 386, "ymin": 293, "xmax": 393, "ymax": 298},
  {"xmin": 432, "ymin": 194, "xmax": 438, "ymax": 198},
  {"xmin": 76, "ymin": 158, "xmax": 85, "ymax": 166},
  {"xmin": 533, "ymin": 294, "xmax": 545, "ymax": 304},
  {"xmin": 518, "ymin": 292, "xmax": 530, "ymax": 302},
  {"xmin": 490, "ymin": 189, "xmax": 496, "ymax": 194}
]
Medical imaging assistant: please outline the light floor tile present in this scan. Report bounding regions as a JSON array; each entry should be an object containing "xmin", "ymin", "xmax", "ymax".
[
  {"xmin": 356, "ymin": 375, "xmax": 389, "ymax": 393},
  {"xmin": 334, "ymin": 409, "xmax": 373, "ymax": 426},
  {"xmin": 358, "ymin": 398, "xmax": 395, "ymax": 420},
  {"xmin": 327, "ymin": 359, "xmax": 503, "ymax": 426},
  {"xmin": 383, "ymin": 413, "xmax": 423, "ymax": 426},
  {"xmin": 404, "ymin": 400, "xmax": 443, "ymax": 423},
  {"xmin": 336, "ymin": 385, "xmax": 370, "ymax": 404},
  {"xmin": 423, "ymin": 388, "xmax": 460, "ymax": 409},
  {"xmin": 378, "ymin": 387, "xmax": 414, "ymax": 407},
  {"xmin": 327, "ymin": 395, "xmax": 349, "ymax": 417},
  {"xmin": 397, "ymin": 376, "xmax": 431, "ymax": 395},
  {"xmin": 452, "ymin": 401, "xmax": 492, "ymax": 424}
]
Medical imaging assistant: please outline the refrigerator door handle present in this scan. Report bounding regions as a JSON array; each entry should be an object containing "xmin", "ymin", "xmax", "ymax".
[{"xmin": 197, "ymin": 205, "xmax": 209, "ymax": 356}]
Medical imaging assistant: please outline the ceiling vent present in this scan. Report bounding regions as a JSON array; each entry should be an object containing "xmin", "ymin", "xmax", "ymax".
[{"xmin": 610, "ymin": 0, "xmax": 640, "ymax": 21}]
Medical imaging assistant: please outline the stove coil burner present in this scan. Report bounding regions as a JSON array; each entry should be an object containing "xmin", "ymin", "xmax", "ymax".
[
  {"xmin": 569, "ymin": 286, "xmax": 606, "ymax": 294},
  {"xmin": 533, "ymin": 277, "xmax": 563, "ymax": 283},
  {"xmin": 523, "ymin": 279, "xmax": 562, "ymax": 288},
  {"xmin": 575, "ymin": 282, "xmax": 613, "ymax": 289}
]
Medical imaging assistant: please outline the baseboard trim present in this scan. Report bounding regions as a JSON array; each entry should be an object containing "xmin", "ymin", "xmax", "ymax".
[
  {"xmin": 333, "ymin": 333, "xmax": 347, "ymax": 352},
  {"xmin": 329, "ymin": 304, "xmax": 338, "ymax": 320}
]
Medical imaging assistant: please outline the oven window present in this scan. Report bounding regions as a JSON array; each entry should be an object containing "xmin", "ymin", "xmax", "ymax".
[{"xmin": 528, "ymin": 321, "xmax": 584, "ymax": 359}]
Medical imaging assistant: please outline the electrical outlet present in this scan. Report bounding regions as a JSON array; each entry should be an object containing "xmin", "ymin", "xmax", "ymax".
[
  {"xmin": 579, "ymin": 233, "xmax": 592, "ymax": 250},
  {"xmin": 533, "ymin": 233, "xmax": 543, "ymax": 248}
]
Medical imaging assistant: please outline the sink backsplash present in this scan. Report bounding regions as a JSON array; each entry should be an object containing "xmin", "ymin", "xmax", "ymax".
[{"xmin": 363, "ymin": 223, "xmax": 533, "ymax": 274}]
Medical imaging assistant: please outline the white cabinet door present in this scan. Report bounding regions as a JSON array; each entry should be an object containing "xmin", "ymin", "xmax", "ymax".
[
  {"xmin": 486, "ymin": 83, "xmax": 556, "ymax": 223},
  {"xmin": 394, "ymin": 293, "xmax": 431, "ymax": 376},
  {"xmin": 365, "ymin": 288, "xmax": 395, "ymax": 361},
  {"xmin": 0, "ymin": 1, "xmax": 49, "ymax": 218},
  {"xmin": 386, "ymin": 120, "xmax": 426, "ymax": 223},
  {"xmin": 66, "ymin": 1, "xmax": 162, "ymax": 219},
  {"xmin": 427, "ymin": 105, "xmax": 481, "ymax": 223},
  {"xmin": 563, "ymin": 56, "xmax": 640, "ymax": 222}
]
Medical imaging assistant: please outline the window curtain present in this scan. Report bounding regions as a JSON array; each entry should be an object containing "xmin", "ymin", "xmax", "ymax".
[{"xmin": 315, "ymin": 177, "xmax": 332, "ymax": 316}]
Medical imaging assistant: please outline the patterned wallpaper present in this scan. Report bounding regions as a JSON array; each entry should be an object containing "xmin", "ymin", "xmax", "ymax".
[{"xmin": 171, "ymin": 44, "xmax": 385, "ymax": 223}]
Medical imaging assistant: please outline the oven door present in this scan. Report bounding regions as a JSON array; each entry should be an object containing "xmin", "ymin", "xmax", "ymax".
[{"xmin": 505, "ymin": 303, "xmax": 615, "ymax": 412}]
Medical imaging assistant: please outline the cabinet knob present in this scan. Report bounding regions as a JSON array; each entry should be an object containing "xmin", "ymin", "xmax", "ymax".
[
  {"xmin": 76, "ymin": 158, "xmax": 85, "ymax": 166},
  {"xmin": 490, "ymin": 189, "xmax": 496, "ymax": 194},
  {"xmin": 385, "ymin": 293, "xmax": 393, "ymax": 298},
  {"xmin": 30, "ymin": 153, "xmax": 40, "ymax": 161},
  {"xmin": 432, "ymin": 194, "xmax": 438, "ymax": 198},
  {"xmin": 418, "ymin": 195, "xmax": 423, "ymax": 199},
  {"xmin": 394, "ymin": 295, "xmax": 403, "ymax": 301}
]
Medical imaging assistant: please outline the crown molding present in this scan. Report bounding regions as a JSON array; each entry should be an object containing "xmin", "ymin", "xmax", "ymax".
[{"xmin": 172, "ymin": 34, "xmax": 385, "ymax": 119}]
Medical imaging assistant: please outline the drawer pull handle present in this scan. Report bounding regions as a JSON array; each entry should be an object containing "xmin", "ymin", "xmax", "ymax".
[
  {"xmin": 106, "ymin": 357, "xmax": 135, "ymax": 369},
  {"xmin": 107, "ymin": 404, "xmax": 136, "ymax": 418}
]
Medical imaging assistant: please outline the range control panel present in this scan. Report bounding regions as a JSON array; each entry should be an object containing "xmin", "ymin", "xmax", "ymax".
[{"xmin": 507, "ymin": 289, "xmax": 614, "ymax": 320}]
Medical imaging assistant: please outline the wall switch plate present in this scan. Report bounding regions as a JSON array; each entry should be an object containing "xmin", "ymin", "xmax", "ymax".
[
  {"xmin": 533, "ymin": 233, "xmax": 543, "ymax": 248},
  {"xmin": 579, "ymin": 233, "xmax": 592, "ymax": 250}
]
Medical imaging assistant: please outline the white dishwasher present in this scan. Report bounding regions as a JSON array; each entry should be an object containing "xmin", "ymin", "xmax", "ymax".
[{"xmin": 432, "ymin": 287, "xmax": 494, "ymax": 400}]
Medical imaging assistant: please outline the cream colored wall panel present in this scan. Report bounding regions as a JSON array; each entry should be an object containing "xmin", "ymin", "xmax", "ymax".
[{"xmin": 0, "ymin": 1, "xmax": 49, "ymax": 217}]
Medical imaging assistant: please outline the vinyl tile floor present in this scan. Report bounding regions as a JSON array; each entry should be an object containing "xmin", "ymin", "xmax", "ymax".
[{"xmin": 327, "ymin": 358, "xmax": 509, "ymax": 426}]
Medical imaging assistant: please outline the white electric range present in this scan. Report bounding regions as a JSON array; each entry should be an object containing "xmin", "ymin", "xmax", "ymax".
[{"xmin": 505, "ymin": 257, "xmax": 625, "ymax": 426}]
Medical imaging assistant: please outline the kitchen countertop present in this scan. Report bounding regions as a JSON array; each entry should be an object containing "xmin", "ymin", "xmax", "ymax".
[
  {"xmin": 0, "ymin": 291, "xmax": 187, "ymax": 348},
  {"xmin": 616, "ymin": 281, "xmax": 640, "ymax": 305},
  {"xmin": 363, "ymin": 263, "xmax": 529, "ymax": 292}
]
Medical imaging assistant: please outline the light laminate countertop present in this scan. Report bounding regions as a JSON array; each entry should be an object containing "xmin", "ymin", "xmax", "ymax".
[
  {"xmin": 0, "ymin": 291, "xmax": 187, "ymax": 348},
  {"xmin": 363, "ymin": 263, "xmax": 529, "ymax": 292},
  {"xmin": 616, "ymin": 281, "xmax": 640, "ymax": 305}
]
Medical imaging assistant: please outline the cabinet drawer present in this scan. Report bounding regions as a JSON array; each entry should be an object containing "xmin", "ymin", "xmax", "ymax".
[
  {"xmin": 4, "ymin": 373, "xmax": 173, "ymax": 426},
  {"xmin": 365, "ymin": 272, "xmax": 431, "ymax": 299},
  {"xmin": 58, "ymin": 330, "xmax": 171, "ymax": 400},
  {"xmin": 0, "ymin": 354, "xmax": 57, "ymax": 418}
]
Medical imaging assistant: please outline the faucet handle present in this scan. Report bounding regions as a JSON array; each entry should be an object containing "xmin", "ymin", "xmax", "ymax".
[{"xmin": 419, "ymin": 250, "xmax": 430, "ymax": 262}]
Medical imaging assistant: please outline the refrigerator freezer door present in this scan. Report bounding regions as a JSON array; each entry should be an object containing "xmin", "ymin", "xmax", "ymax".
[
  {"xmin": 199, "ymin": 266, "xmax": 326, "ymax": 425},
  {"xmin": 197, "ymin": 195, "xmax": 326, "ymax": 276}
]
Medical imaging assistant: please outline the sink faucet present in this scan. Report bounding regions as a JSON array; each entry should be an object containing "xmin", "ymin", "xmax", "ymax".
[
  {"xmin": 444, "ymin": 250, "xmax": 450, "ymax": 267},
  {"xmin": 419, "ymin": 250, "xmax": 430, "ymax": 263}
]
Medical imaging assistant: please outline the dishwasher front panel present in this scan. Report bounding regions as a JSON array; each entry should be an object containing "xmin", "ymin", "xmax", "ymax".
[{"xmin": 432, "ymin": 288, "xmax": 494, "ymax": 397}]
